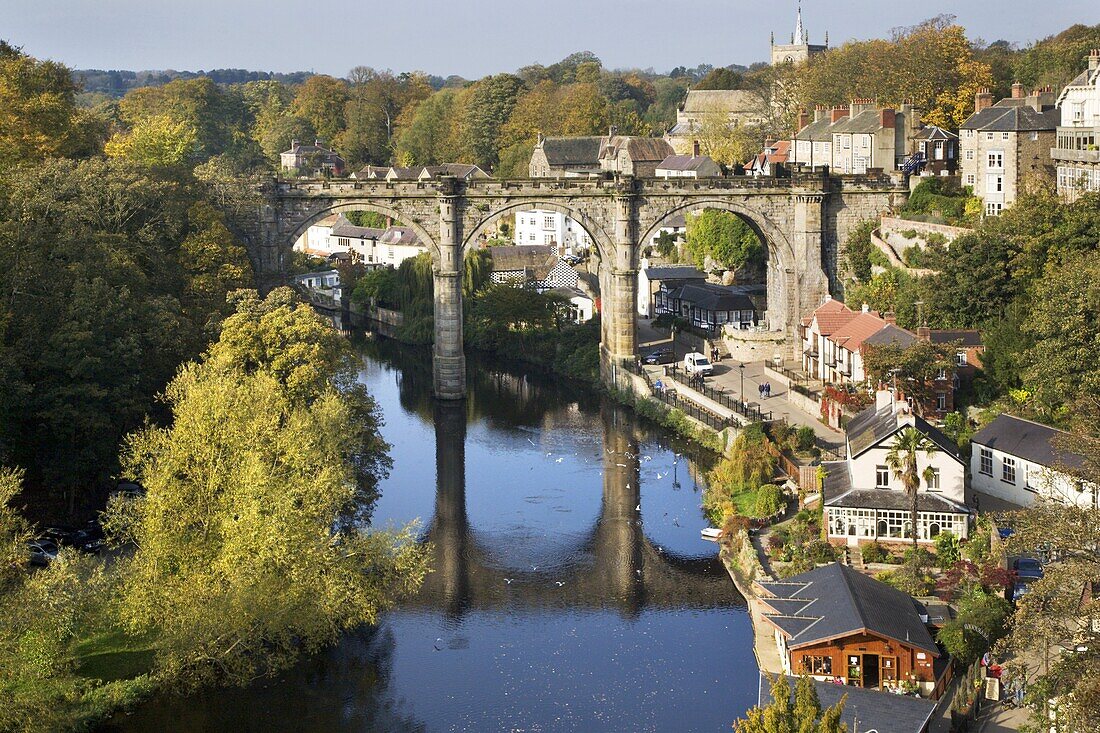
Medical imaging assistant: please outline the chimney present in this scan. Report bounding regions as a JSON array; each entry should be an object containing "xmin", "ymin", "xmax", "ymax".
[
  {"xmin": 880, "ymin": 108, "xmax": 896, "ymax": 129},
  {"xmin": 917, "ymin": 325, "xmax": 931, "ymax": 341},
  {"xmin": 883, "ymin": 312, "xmax": 897, "ymax": 325},
  {"xmin": 1011, "ymin": 81, "xmax": 1025, "ymax": 99},
  {"xmin": 693, "ymin": 140, "xmax": 701, "ymax": 157},
  {"xmin": 850, "ymin": 98, "xmax": 874, "ymax": 117},
  {"xmin": 861, "ymin": 303, "xmax": 870, "ymax": 313},
  {"xmin": 608, "ymin": 125, "xmax": 618, "ymax": 138},
  {"xmin": 315, "ymin": 138, "xmax": 324, "ymax": 148},
  {"xmin": 974, "ymin": 88, "xmax": 993, "ymax": 114},
  {"xmin": 291, "ymin": 138, "xmax": 300, "ymax": 148},
  {"xmin": 814, "ymin": 104, "xmax": 827, "ymax": 123},
  {"xmin": 830, "ymin": 106, "xmax": 849, "ymax": 124},
  {"xmin": 1028, "ymin": 87, "xmax": 1055, "ymax": 112},
  {"xmin": 1090, "ymin": 49, "xmax": 1100, "ymax": 72},
  {"xmin": 875, "ymin": 389, "xmax": 895, "ymax": 412},
  {"xmin": 537, "ymin": 132, "xmax": 544, "ymax": 145},
  {"xmin": 798, "ymin": 109, "xmax": 811, "ymax": 131}
]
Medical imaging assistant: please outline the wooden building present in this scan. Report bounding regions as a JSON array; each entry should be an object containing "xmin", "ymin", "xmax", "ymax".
[{"xmin": 756, "ymin": 563, "xmax": 952, "ymax": 699}]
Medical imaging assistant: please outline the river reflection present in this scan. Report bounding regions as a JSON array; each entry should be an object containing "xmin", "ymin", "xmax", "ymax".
[{"xmin": 106, "ymin": 339, "xmax": 758, "ymax": 732}]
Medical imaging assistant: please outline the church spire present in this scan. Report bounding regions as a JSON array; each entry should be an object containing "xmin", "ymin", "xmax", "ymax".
[{"xmin": 795, "ymin": 3, "xmax": 805, "ymax": 45}]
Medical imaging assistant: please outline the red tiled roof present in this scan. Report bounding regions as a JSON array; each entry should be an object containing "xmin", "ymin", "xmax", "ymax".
[
  {"xmin": 832, "ymin": 312, "xmax": 891, "ymax": 351},
  {"xmin": 810, "ymin": 299, "xmax": 858, "ymax": 335}
]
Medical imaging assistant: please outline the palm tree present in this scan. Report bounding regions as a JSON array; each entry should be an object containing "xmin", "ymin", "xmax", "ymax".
[{"xmin": 885, "ymin": 427, "xmax": 937, "ymax": 552}]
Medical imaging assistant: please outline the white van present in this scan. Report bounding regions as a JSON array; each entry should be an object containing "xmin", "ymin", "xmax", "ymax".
[{"xmin": 684, "ymin": 352, "xmax": 713, "ymax": 375}]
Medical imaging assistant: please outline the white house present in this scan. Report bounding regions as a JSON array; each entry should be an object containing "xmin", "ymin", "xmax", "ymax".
[
  {"xmin": 970, "ymin": 414, "xmax": 1097, "ymax": 508},
  {"xmin": 655, "ymin": 153, "xmax": 722, "ymax": 178},
  {"xmin": 823, "ymin": 391, "xmax": 970, "ymax": 547},
  {"xmin": 1052, "ymin": 50, "xmax": 1100, "ymax": 200},
  {"xmin": 549, "ymin": 286, "xmax": 595, "ymax": 323},
  {"xmin": 292, "ymin": 270, "xmax": 341, "ymax": 299},
  {"xmin": 293, "ymin": 215, "xmax": 343, "ymax": 257},
  {"xmin": 636, "ymin": 259, "xmax": 706, "ymax": 317},
  {"xmin": 513, "ymin": 210, "xmax": 593, "ymax": 254}
]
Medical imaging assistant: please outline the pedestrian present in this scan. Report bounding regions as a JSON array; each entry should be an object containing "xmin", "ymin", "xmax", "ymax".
[
  {"xmin": 764, "ymin": 382, "xmax": 771, "ymax": 398},
  {"xmin": 758, "ymin": 383, "xmax": 764, "ymax": 400}
]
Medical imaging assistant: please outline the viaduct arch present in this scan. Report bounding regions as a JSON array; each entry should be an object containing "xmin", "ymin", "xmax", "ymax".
[{"xmin": 232, "ymin": 172, "xmax": 907, "ymax": 399}]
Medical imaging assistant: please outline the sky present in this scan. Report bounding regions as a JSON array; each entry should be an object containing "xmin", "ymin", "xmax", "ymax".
[{"xmin": 6, "ymin": 0, "xmax": 1099, "ymax": 78}]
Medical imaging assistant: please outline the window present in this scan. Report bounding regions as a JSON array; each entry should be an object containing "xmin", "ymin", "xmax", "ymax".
[
  {"xmin": 1002, "ymin": 457, "xmax": 1017, "ymax": 484},
  {"xmin": 802, "ymin": 656, "xmax": 833, "ymax": 675},
  {"xmin": 936, "ymin": 368, "xmax": 947, "ymax": 380},
  {"xmin": 965, "ymin": 149, "xmax": 974, "ymax": 161},
  {"xmin": 529, "ymin": 233, "xmax": 536, "ymax": 242},
  {"xmin": 927, "ymin": 468, "xmax": 941, "ymax": 491},
  {"xmin": 1030, "ymin": 131, "xmax": 1039, "ymax": 141},
  {"xmin": 876, "ymin": 465, "xmax": 890, "ymax": 489},
  {"xmin": 1025, "ymin": 467, "xmax": 1042, "ymax": 492},
  {"xmin": 987, "ymin": 151, "xmax": 1004, "ymax": 169},
  {"xmin": 1001, "ymin": 132, "xmax": 1010, "ymax": 140},
  {"xmin": 956, "ymin": 351, "xmax": 968, "ymax": 366},
  {"xmin": 544, "ymin": 234, "xmax": 553, "ymax": 244},
  {"xmin": 985, "ymin": 202, "xmax": 1003, "ymax": 216},
  {"xmin": 543, "ymin": 216, "xmax": 555, "ymax": 229},
  {"xmin": 937, "ymin": 393, "xmax": 947, "ymax": 411},
  {"xmin": 979, "ymin": 448, "xmax": 993, "ymax": 476},
  {"xmin": 966, "ymin": 174, "xmax": 976, "ymax": 185}
]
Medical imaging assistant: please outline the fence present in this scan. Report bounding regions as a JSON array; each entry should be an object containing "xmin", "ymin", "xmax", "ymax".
[
  {"xmin": 626, "ymin": 361, "xmax": 734, "ymax": 431},
  {"xmin": 665, "ymin": 365, "xmax": 773, "ymax": 423}
]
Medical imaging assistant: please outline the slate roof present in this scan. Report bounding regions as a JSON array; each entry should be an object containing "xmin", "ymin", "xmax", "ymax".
[
  {"xmin": 762, "ymin": 675, "xmax": 937, "ymax": 733},
  {"xmin": 421, "ymin": 163, "xmax": 488, "ymax": 179},
  {"xmin": 489, "ymin": 245, "xmax": 557, "ymax": 275},
  {"xmin": 830, "ymin": 108, "xmax": 887, "ymax": 135},
  {"xmin": 642, "ymin": 265, "xmax": 706, "ymax": 281},
  {"xmin": 330, "ymin": 215, "xmax": 385, "ymax": 240},
  {"xmin": 927, "ymin": 329, "xmax": 982, "ymax": 347},
  {"xmin": 912, "ymin": 125, "xmax": 958, "ymax": 141},
  {"xmin": 863, "ymin": 323, "xmax": 919, "ymax": 348},
  {"xmin": 378, "ymin": 226, "xmax": 422, "ymax": 247},
  {"xmin": 757, "ymin": 563, "xmax": 940, "ymax": 655},
  {"xmin": 826, "ymin": 487, "xmax": 969, "ymax": 514},
  {"xmin": 539, "ymin": 137, "xmax": 604, "ymax": 167},
  {"xmin": 794, "ymin": 116, "xmax": 837, "ymax": 142},
  {"xmin": 960, "ymin": 104, "xmax": 1059, "ymax": 132},
  {"xmin": 668, "ymin": 282, "xmax": 766, "ymax": 313},
  {"xmin": 680, "ymin": 89, "xmax": 760, "ymax": 114},
  {"xmin": 844, "ymin": 403, "xmax": 963, "ymax": 463},
  {"xmin": 970, "ymin": 414, "xmax": 1085, "ymax": 471},
  {"xmin": 656, "ymin": 154, "xmax": 720, "ymax": 173},
  {"xmin": 601, "ymin": 136, "xmax": 675, "ymax": 163}
]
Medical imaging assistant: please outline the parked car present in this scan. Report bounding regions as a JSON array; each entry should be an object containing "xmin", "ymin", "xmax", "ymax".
[
  {"xmin": 684, "ymin": 352, "xmax": 713, "ymax": 376},
  {"xmin": 26, "ymin": 539, "xmax": 59, "ymax": 566},
  {"xmin": 642, "ymin": 347, "xmax": 675, "ymax": 365},
  {"xmin": 562, "ymin": 254, "xmax": 581, "ymax": 265},
  {"xmin": 1014, "ymin": 557, "xmax": 1044, "ymax": 581},
  {"xmin": 1012, "ymin": 577, "xmax": 1035, "ymax": 603}
]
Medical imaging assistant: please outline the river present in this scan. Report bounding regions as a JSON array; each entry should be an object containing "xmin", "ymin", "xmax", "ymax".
[{"xmin": 106, "ymin": 338, "xmax": 759, "ymax": 732}]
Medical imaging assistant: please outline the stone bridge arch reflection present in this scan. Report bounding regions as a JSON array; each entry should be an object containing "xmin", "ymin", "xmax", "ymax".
[{"xmin": 416, "ymin": 400, "xmax": 741, "ymax": 619}]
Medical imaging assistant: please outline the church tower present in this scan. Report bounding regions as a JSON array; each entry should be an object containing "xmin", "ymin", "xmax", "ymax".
[{"xmin": 770, "ymin": 2, "xmax": 828, "ymax": 65}]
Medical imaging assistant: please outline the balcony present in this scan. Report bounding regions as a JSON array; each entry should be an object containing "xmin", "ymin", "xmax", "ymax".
[{"xmin": 1052, "ymin": 147, "xmax": 1100, "ymax": 164}]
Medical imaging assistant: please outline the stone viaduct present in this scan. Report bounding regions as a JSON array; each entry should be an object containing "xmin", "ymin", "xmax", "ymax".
[{"xmin": 230, "ymin": 171, "xmax": 907, "ymax": 399}]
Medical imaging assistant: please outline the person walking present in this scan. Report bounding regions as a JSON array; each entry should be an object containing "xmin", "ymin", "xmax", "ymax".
[
  {"xmin": 758, "ymin": 383, "xmax": 764, "ymax": 400},
  {"xmin": 764, "ymin": 382, "xmax": 771, "ymax": 399}
]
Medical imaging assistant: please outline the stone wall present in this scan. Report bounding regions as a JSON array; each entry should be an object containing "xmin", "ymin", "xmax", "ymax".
[{"xmin": 721, "ymin": 327, "xmax": 786, "ymax": 363}]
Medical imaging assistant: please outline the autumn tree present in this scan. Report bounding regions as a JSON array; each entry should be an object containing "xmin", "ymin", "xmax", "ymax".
[
  {"xmin": 104, "ymin": 114, "xmax": 199, "ymax": 168},
  {"xmin": 995, "ymin": 502, "xmax": 1100, "ymax": 733},
  {"xmin": 291, "ymin": 74, "xmax": 350, "ymax": 144},
  {"xmin": 104, "ymin": 290, "xmax": 426, "ymax": 684},
  {"xmin": 862, "ymin": 340, "xmax": 958, "ymax": 416}
]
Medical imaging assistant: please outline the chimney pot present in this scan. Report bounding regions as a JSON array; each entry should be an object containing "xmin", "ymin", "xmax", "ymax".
[
  {"xmin": 861, "ymin": 303, "xmax": 870, "ymax": 313},
  {"xmin": 974, "ymin": 89, "xmax": 994, "ymax": 114},
  {"xmin": 1011, "ymin": 82, "xmax": 1025, "ymax": 99},
  {"xmin": 830, "ymin": 106, "xmax": 849, "ymax": 124}
]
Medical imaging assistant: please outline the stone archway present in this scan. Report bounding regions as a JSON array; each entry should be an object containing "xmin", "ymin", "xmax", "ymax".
[
  {"xmin": 283, "ymin": 201, "xmax": 440, "ymax": 259},
  {"xmin": 460, "ymin": 199, "xmax": 616, "ymax": 262}
]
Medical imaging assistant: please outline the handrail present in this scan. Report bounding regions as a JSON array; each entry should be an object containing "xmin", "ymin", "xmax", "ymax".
[{"xmin": 664, "ymin": 365, "xmax": 772, "ymax": 423}]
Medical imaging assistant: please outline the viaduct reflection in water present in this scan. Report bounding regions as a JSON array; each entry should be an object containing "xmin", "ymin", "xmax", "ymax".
[{"xmin": 419, "ymin": 397, "xmax": 737, "ymax": 619}]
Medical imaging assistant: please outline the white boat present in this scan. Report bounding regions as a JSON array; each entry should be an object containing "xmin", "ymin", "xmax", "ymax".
[{"xmin": 700, "ymin": 527, "xmax": 723, "ymax": 542}]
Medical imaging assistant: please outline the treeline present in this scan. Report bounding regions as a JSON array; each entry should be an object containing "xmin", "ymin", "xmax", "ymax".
[{"xmin": 843, "ymin": 184, "xmax": 1100, "ymax": 423}]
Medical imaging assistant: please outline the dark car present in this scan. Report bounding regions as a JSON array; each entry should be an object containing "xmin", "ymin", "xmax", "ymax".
[
  {"xmin": 642, "ymin": 347, "xmax": 676, "ymax": 365},
  {"xmin": 1012, "ymin": 577, "xmax": 1035, "ymax": 603},
  {"xmin": 1014, "ymin": 557, "xmax": 1044, "ymax": 581},
  {"xmin": 26, "ymin": 539, "xmax": 59, "ymax": 566},
  {"xmin": 562, "ymin": 254, "xmax": 582, "ymax": 265}
]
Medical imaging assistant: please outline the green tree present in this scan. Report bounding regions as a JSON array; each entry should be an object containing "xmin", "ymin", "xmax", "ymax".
[
  {"xmin": 884, "ymin": 427, "xmax": 937, "ymax": 551},
  {"xmin": 684, "ymin": 209, "xmax": 763, "ymax": 272},
  {"xmin": 104, "ymin": 114, "xmax": 198, "ymax": 168},
  {"xmin": 734, "ymin": 674, "xmax": 848, "ymax": 733},
  {"xmin": 862, "ymin": 340, "xmax": 957, "ymax": 415}
]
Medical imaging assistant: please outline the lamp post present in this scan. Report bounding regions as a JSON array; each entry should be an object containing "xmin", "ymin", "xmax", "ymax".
[{"xmin": 739, "ymin": 362, "xmax": 746, "ymax": 408}]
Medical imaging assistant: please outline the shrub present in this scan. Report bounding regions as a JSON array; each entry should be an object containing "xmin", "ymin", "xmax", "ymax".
[
  {"xmin": 861, "ymin": 542, "xmax": 889, "ymax": 564},
  {"xmin": 933, "ymin": 531, "xmax": 962, "ymax": 569},
  {"xmin": 795, "ymin": 425, "xmax": 816, "ymax": 452},
  {"xmin": 753, "ymin": 484, "xmax": 785, "ymax": 518},
  {"xmin": 806, "ymin": 540, "xmax": 837, "ymax": 564}
]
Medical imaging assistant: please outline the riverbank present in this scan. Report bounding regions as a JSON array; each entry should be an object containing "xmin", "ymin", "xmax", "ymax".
[{"xmin": 719, "ymin": 531, "xmax": 785, "ymax": 676}]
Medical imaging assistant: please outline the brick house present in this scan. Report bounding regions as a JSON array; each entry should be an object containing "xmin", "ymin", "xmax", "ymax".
[
  {"xmin": 280, "ymin": 139, "xmax": 345, "ymax": 177},
  {"xmin": 757, "ymin": 563, "xmax": 952, "ymax": 698}
]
